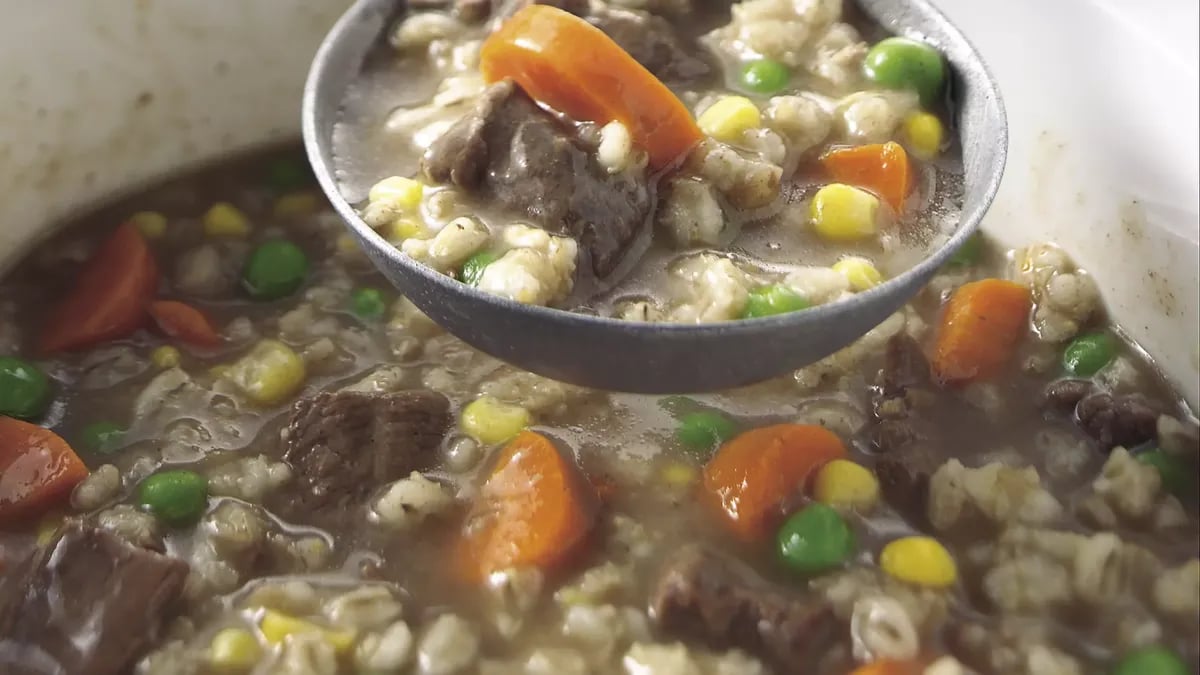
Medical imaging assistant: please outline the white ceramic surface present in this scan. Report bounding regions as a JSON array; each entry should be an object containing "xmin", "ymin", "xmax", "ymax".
[{"xmin": 1, "ymin": 0, "xmax": 1196, "ymax": 406}]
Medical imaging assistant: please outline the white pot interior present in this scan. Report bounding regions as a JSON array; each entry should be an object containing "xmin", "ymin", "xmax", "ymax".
[{"xmin": 1, "ymin": 0, "xmax": 1196, "ymax": 406}]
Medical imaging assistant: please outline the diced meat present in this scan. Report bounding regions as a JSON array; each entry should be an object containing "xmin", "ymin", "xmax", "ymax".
[
  {"xmin": 650, "ymin": 545, "xmax": 838, "ymax": 670},
  {"xmin": 1075, "ymin": 391, "xmax": 1159, "ymax": 450},
  {"xmin": 874, "ymin": 444, "xmax": 941, "ymax": 528},
  {"xmin": 869, "ymin": 420, "xmax": 917, "ymax": 454},
  {"xmin": 0, "ymin": 523, "xmax": 188, "ymax": 675},
  {"xmin": 1040, "ymin": 378, "xmax": 1095, "ymax": 413},
  {"xmin": 1041, "ymin": 380, "xmax": 1159, "ymax": 451},
  {"xmin": 587, "ymin": 7, "xmax": 712, "ymax": 82},
  {"xmin": 879, "ymin": 334, "xmax": 930, "ymax": 399},
  {"xmin": 867, "ymin": 335, "xmax": 931, "ymax": 453},
  {"xmin": 422, "ymin": 80, "xmax": 652, "ymax": 277},
  {"xmin": 283, "ymin": 389, "xmax": 451, "ymax": 512}
]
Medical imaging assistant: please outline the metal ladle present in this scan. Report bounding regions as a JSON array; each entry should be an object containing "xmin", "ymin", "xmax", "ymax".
[{"xmin": 303, "ymin": 0, "xmax": 1006, "ymax": 393}]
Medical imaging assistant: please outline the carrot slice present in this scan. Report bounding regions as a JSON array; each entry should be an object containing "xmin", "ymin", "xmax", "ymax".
[
  {"xmin": 149, "ymin": 300, "xmax": 222, "ymax": 348},
  {"xmin": 0, "ymin": 417, "xmax": 89, "ymax": 525},
  {"xmin": 38, "ymin": 222, "xmax": 160, "ymax": 355},
  {"xmin": 702, "ymin": 424, "xmax": 847, "ymax": 542},
  {"xmin": 930, "ymin": 278, "xmax": 1032, "ymax": 385},
  {"xmin": 456, "ymin": 430, "xmax": 599, "ymax": 582},
  {"xmin": 820, "ymin": 141, "xmax": 912, "ymax": 212},
  {"xmin": 480, "ymin": 4, "xmax": 702, "ymax": 169}
]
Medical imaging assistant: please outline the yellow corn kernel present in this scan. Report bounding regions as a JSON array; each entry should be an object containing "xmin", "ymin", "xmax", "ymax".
[
  {"xmin": 388, "ymin": 218, "xmax": 426, "ymax": 242},
  {"xmin": 130, "ymin": 211, "xmax": 168, "ymax": 239},
  {"xmin": 460, "ymin": 396, "xmax": 531, "ymax": 445},
  {"xmin": 273, "ymin": 192, "xmax": 320, "ymax": 218},
  {"xmin": 660, "ymin": 461, "xmax": 697, "ymax": 488},
  {"xmin": 880, "ymin": 536, "xmax": 958, "ymax": 589},
  {"xmin": 832, "ymin": 256, "xmax": 884, "ymax": 292},
  {"xmin": 225, "ymin": 339, "xmax": 306, "ymax": 406},
  {"xmin": 209, "ymin": 627, "xmax": 262, "ymax": 672},
  {"xmin": 902, "ymin": 111, "xmax": 945, "ymax": 160},
  {"xmin": 204, "ymin": 202, "xmax": 252, "ymax": 238},
  {"xmin": 698, "ymin": 96, "xmax": 761, "ymax": 143},
  {"xmin": 36, "ymin": 511, "xmax": 64, "ymax": 546},
  {"xmin": 812, "ymin": 459, "xmax": 880, "ymax": 511},
  {"xmin": 259, "ymin": 610, "xmax": 355, "ymax": 653},
  {"xmin": 368, "ymin": 176, "xmax": 424, "ymax": 212},
  {"xmin": 151, "ymin": 345, "xmax": 182, "ymax": 369},
  {"xmin": 810, "ymin": 183, "xmax": 879, "ymax": 242}
]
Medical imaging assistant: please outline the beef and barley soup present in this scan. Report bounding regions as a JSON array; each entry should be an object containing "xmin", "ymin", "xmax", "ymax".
[
  {"xmin": 333, "ymin": 0, "xmax": 965, "ymax": 319},
  {"xmin": 1, "ymin": 7, "xmax": 1199, "ymax": 675},
  {"xmin": 0, "ymin": 144, "xmax": 1197, "ymax": 675}
]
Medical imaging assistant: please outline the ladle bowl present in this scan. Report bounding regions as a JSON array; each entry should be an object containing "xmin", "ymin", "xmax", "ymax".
[{"xmin": 302, "ymin": 0, "xmax": 1007, "ymax": 393}]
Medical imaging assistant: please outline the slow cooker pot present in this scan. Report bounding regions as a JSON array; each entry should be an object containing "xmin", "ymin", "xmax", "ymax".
[{"xmin": 2, "ymin": 0, "xmax": 1196, "ymax": 407}]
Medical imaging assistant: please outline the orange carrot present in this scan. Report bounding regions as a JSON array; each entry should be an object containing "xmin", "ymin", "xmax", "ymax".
[
  {"xmin": 848, "ymin": 659, "xmax": 928, "ymax": 675},
  {"xmin": 480, "ymin": 4, "xmax": 702, "ymax": 169},
  {"xmin": 702, "ymin": 424, "xmax": 846, "ymax": 541},
  {"xmin": 821, "ymin": 141, "xmax": 912, "ymax": 212},
  {"xmin": 38, "ymin": 222, "xmax": 160, "ymax": 355},
  {"xmin": 456, "ymin": 430, "xmax": 599, "ymax": 582},
  {"xmin": 149, "ymin": 300, "xmax": 222, "ymax": 348},
  {"xmin": 0, "ymin": 417, "xmax": 89, "ymax": 525},
  {"xmin": 930, "ymin": 278, "xmax": 1031, "ymax": 385}
]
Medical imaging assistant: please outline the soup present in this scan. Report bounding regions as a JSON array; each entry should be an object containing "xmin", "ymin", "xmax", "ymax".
[
  {"xmin": 331, "ymin": 0, "xmax": 965, "ymax": 321},
  {"xmin": 0, "ymin": 140, "xmax": 1196, "ymax": 675}
]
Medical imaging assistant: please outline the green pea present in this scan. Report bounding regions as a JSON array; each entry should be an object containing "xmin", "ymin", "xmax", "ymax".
[
  {"xmin": 460, "ymin": 251, "xmax": 499, "ymax": 286},
  {"xmin": 946, "ymin": 232, "xmax": 983, "ymax": 267},
  {"xmin": 138, "ymin": 470, "xmax": 209, "ymax": 527},
  {"xmin": 676, "ymin": 411, "xmax": 740, "ymax": 454},
  {"xmin": 351, "ymin": 287, "xmax": 388, "ymax": 320},
  {"xmin": 242, "ymin": 240, "xmax": 310, "ymax": 301},
  {"xmin": 1111, "ymin": 646, "xmax": 1189, "ymax": 675},
  {"xmin": 1136, "ymin": 449, "xmax": 1197, "ymax": 498},
  {"xmin": 741, "ymin": 284, "xmax": 809, "ymax": 319},
  {"xmin": 0, "ymin": 356, "xmax": 52, "ymax": 420},
  {"xmin": 81, "ymin": 421, "xmax": 125, "ymax": 454},
  {"xmin": 777, "ymin": 503, "xmax": 856, "ymax": 575},
  {"xmin": 740, "ymin": 59, "xmax": 791, "ymax": 95},
  {"xmin": 266, "ymin": 158, "xmax": 312, "ymax": 193},
  {"xmin": 1062, "ymin": 332, "xmax": 1117, "ymax": 377},
  {"xmin": 864, "ymin": 37, "xmax": 946, "ymax": 106}
]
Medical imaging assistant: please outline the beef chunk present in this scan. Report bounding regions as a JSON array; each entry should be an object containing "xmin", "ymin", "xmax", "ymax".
[
  {"xmin": 1041, "ymin": 378, "xmax": 1095, "ymax": 413},
  {"xmin": 283, "ymin": 389, "xmax": 451, "ymax": 512},
  {"xmin": 422, "ymin": 80, "xmax": 652, "ymax": 277},
  {"xmin": 587, "ymin": 7, "xmax": 712, "ymax": 82},
  {"xmin": 650, "ymin": 545, "xmax": 838, "ymax": 670},
  {"xmin": 879, "ymin": 334, "xmax": 930, "ymax": 400},
  {"xmin": 1075, "ymin": 391, "xmax": 1159, "ymax": 450},
  {"xmin": 875, "ymin": 444, "xmax": 942, "ymax": 528},
  {"xmin": 869, "ymin": 419, "xmax": 918, "ymax": 454},
  {"xmin": 867, "ymin": 335, "xmax": 932, "ymax": 453},
  {"xmin": 1041, "ymin": 380, "xmax": 1158, "ymax": 451},
  {"xmin": 0, "ymin": 523, "xmax": 188, "ymax": 675}
]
